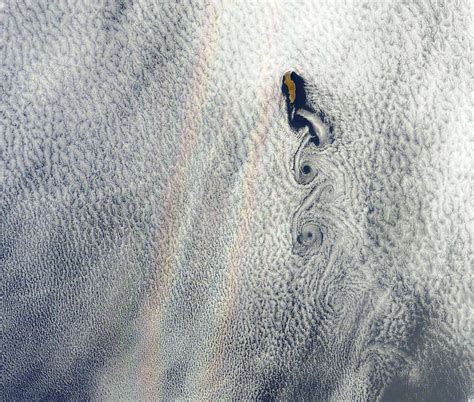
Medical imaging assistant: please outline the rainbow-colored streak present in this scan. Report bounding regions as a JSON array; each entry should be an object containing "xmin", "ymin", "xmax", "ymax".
[
  {"xmin": 133, "ymin": 3, "xmax": 280, "ymax": 399},
  {"xmin": 135, "ymin": 4, "xmax": 227, "ymax": 400},
  {"xmin": 197, "ymin": 6, "xmax": 280, "ymax": 399}
]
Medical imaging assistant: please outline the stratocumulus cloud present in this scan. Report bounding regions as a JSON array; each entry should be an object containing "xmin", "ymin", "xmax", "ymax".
[{"xmin": 2, "ymin": 1, "xmax": 472, "ymax": 400}]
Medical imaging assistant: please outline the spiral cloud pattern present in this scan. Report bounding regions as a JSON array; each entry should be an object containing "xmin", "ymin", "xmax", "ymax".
[{"xmin": 2, "ymin": 0, "xmax": 473, "ymax": 400}]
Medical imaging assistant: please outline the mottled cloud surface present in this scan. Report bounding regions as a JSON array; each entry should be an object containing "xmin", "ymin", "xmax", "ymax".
[{"xmin": 2, "ymin": 1, "xmax": 473, "ymax": 400}]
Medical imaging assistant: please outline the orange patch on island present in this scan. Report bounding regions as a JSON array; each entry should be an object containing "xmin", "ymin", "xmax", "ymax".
[{"xmin": 284, "ymin": 72, "xmax": 296, "ymax": 104}]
